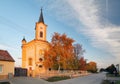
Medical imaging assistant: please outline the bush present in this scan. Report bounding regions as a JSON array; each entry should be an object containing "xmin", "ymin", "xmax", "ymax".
[
  {"xmin": 46, "ymin": 76, "xmax": 70, "ymax": 82},
  {"xmin": 106, "ymin": 64, "xmax": 117, "ymax": 74}
]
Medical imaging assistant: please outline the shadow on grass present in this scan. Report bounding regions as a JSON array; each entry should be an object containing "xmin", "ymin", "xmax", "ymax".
[{"xmin": 46, "ymin": 76, "xmax": 70, "ymax": 82}]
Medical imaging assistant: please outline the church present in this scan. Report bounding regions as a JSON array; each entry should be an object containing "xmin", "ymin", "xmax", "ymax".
[{"xmin": 21, "ymin": 9, "xmax": 49, "ymax": 77}]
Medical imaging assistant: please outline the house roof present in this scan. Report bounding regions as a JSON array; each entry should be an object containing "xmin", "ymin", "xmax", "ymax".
[{"xmin": 0, "ymin": 50, "xmax": 15, "ymax": 62}]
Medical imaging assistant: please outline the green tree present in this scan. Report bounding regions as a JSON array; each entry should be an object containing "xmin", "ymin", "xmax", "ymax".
[{"xmin": 106, "ymin": 64, "xmax": 117, "ymax": 74}]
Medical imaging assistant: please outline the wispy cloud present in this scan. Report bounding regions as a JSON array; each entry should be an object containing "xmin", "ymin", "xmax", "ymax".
[
  {"xmin": 36, "ymin": 0, "xmax": 120, "ymax": 67},
  {"xmin": 0, "ymin": 44, "xmax": 16, "ymax": 51},
  {"xmin": 67, "ymin": 0, "xmax": 120, "ymax": 64}
]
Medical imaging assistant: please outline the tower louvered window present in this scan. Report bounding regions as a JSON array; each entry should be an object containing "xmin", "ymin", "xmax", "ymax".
[{"xmin": 40, "ymin": 31, "xmax": 43, "ymax": 38}]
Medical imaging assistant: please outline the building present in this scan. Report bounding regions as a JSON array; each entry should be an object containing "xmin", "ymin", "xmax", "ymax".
[
  {"xmin": 0, "ymin": 50, "xmax": 15, "ymax": 80},
  {"xmin": 21, "ymin": 9, "xmax": 49, "ymax": 77}
]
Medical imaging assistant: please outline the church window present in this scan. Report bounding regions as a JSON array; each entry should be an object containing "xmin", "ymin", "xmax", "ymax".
[
  {"xmin": 39, "ymin": 50, "xmax": 42, "ymax": 55},
  {"xmin": 39, "ymin": 58, "xmax": 43, "ymax": 62},
  {"xmin": 39, "ymin": 65, "xmax": 42, "ymax": 68},
  {"xmin": 40, "ymin": 31, "xmax": 43, "ymax": 38},
  {"xmin": 28, "ymin": 58, "xmax": 32, "ymax": 66},
  {"xmin": 29, "ymin": 67, "xmax": 32, "ymax": 70},
  {"xmin": 40, "ymin": 50, "xmax": 44, "ymax": 55}
]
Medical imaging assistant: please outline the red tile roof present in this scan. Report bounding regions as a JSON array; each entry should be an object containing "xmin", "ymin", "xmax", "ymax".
[{"xmin": 0, "ymin": 50, "xmax": 15, "ymax": 62}]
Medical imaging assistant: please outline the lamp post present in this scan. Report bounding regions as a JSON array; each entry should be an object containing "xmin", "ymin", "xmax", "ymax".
[{"xmin": 85, "ymin": 59, "xmax": 88, "ymax": 74}]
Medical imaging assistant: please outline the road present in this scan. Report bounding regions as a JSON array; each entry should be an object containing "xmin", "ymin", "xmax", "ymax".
[
  {"xmin": 1, "ymin": 73, "xmax": 105, "ymax": 84},
  {"xmin": 52, "ymin": 73, "xmax": 106, "ymax": 84}
]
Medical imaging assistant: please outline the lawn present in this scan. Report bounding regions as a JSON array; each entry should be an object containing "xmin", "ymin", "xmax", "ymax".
[
  {"xmin": 101, "ymin": 80, "xmax": 110, "ymax": 84},
  {"xmin": 116, "ymin": 81, "xmax": 120, "ymax": 84},
  {"xmin": 101, "ymin": 80, "xmax": 120, "ymax": 84},
  {"xmin": 46, "ymin": 76, "xmax": 71, "ymax": 82},
  {"xmin": 106, "ymin": 73, "xmax": 120, "ymax": 77}
]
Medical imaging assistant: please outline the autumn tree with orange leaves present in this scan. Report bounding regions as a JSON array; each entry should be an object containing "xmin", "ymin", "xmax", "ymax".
[
  {"xmin": 86, "ymin": 61, "xmax": 97, "ymax": 73},
  {"xmin": 43, "ymin": 32, "xmax": 92, "ymax": 71},
  {"xmin": 44, "ymin": 32, "xmax": 75, "ymax": 70},
  {"xmin": 79, "ymin": 57, "xmax": 86, "ymax": 70}
]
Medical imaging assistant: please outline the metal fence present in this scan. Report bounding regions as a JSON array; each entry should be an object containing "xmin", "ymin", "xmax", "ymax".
[{"xmin": 14, "ymin": 67, "xmax": 27, "ymax": 77}]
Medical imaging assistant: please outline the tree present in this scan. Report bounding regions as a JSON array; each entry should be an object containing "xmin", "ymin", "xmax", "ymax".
[
  {"xmin": 106, "ymin": 64, "xmax": 117, "ymax": 75},
  {"xmin": 74, "ymin": 44, "xmax": 85, "ymax": 58},
  {"xmin": 86, "ymin": 61, "xmax": 97, "ymax": 73},
  {"xmin": 73, "ymin": 44, "xmax": 86, "ymax": 70},
  {"xmin": 79, "ymin": 57, "xmax": 86, "ymax": 70},
  {"xmin": 44, "ymin": 32, "xmax": 75, "ymax": 70},
  {"xmin": 99, "ymin": 68, "xmax": 106, "ymax": 72}
]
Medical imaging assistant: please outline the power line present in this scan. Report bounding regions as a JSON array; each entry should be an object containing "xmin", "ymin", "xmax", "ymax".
[{"xmin": 106, "ymin": 0, "xmax": 108, "ymax": 27}]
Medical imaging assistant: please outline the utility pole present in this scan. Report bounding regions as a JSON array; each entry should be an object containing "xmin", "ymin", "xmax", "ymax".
[
  {"xmin": 116, "ymin": 64, "xmax": 119, "ymax": 75},
  {"xmin": 18, "ymin": 57, "xmax": 22, "ymax": 67}
]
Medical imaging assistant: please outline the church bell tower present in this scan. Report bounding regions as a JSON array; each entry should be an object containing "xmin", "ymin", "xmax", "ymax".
[{"xmin": 35, "ymin": 9, "xmax": 47, "ymax": 41}]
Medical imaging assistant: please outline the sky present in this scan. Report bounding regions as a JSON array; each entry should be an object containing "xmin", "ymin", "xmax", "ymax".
[{"xmin": 0, "ymin": 0, "xmax": 120, "ymax": 69}]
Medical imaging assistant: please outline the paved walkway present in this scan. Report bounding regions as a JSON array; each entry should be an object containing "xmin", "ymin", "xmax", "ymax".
[
  {"xmin": 9, "ymin": 77, "xmax": 49, "ymax": 84},
  {"xmin": 52, "ymin": 73, "xmax": 106, "ymax": 84}
]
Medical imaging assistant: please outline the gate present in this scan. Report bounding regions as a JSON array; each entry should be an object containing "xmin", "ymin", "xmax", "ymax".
[{"xmin": 14, "ymin": 67, "xmax": 27, "ymax": 77}]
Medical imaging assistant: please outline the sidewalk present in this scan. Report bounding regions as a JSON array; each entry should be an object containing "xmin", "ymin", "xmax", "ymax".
[{"xmin": 9, "ymin": 77, "xmax": 49, "ymax": 84}]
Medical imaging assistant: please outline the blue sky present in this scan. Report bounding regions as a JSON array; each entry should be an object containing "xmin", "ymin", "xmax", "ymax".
[{"xmin": 0, "ymin": 0, "xmax": 120, "ymax": 68}]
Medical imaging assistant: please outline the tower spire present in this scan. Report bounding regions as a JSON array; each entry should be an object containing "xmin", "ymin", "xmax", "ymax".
[
  {"xmin": 22, "ymin": 36, "xmax": 26, "ymax": 45},
  {"xmin": 38, "ymin": 8, "xmax": 44, "ymax": 24}
]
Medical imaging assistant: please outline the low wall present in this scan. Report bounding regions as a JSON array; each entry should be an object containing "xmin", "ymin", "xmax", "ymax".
[
  {"xmin": 35, "ymin": 70, "xmax": 89, "ymax": 79},
  {"xmin": 0, "ymin": 75, "xmax": 8, "ymax": 80}
]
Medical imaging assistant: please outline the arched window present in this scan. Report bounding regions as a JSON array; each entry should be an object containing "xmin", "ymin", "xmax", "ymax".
[
  {"xmin": 28, "ymin": 58, "xmax": 32, "ymax": 66},
  {"xmin": 39, "ymin": 65, "xmax": 42, "ymax": 68},
  {"xmin": 40, "ymin": 31, "xmax": 43, "ymax": 38},
  {"xmin": 39, "ymin": 58, "xmax": 43, "ymax": 62}
]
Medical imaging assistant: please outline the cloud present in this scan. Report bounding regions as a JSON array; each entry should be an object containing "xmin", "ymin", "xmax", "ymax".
[
  {"xmin": 36, "ymin": 0, "xmax": 120, "ymax": 67},
  {"xmin": 0, "ymin": 44, "xmax": 16, "ymax": 51},
  {"xmin": 67, "ymin": 0, "xmax": 120, "ymax": 64}
]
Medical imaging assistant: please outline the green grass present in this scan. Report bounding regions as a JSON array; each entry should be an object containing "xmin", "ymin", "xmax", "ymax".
[
  {"xmin": 101, "ymin": 80, "xmax": 120, "ymax": 84},
  {"xmin": 101, "ymin": 80, "xmax": 110, "ymax": 84},
  {"xmin": 0, "ymin": 82, "xmax": 10, "ymax": 84},
  {"xmin": 46, "ymin": 76, "xmax": 70, "ymax": 82},
  {"xmin": 116, "ymin": 81, "xmax": 120, "ymax": 84},
  {"xmin": 106, "ymin": 73, "xmax": 120, "ymax": 77}
]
